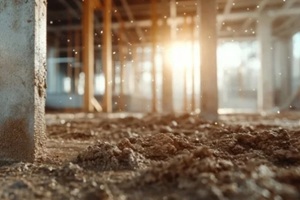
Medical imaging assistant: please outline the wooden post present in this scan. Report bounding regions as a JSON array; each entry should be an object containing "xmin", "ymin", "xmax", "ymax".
[
  {"xmin": 0, "ymin": 0, "xmax": 46, "ymax": 161},
  {"xmin": 151, "ymin": 0, "xmax": 158, "ymax": 112},
  {"xmin": 82, "ymin": 0, "xmax": 94, "ymax": 112},
  {"xmin": 102, "ymin": 0, "xmax": 113, "ymax": 112},
  {"xmin": 257, "ymin": 14, "xmax": 274, "ymax": 111},
  {"xmin": 199, "ymin": 0, "xmax": 218, "ymax": 120}
]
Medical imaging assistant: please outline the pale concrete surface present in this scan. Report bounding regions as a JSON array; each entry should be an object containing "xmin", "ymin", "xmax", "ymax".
[
  {"xmin": 257, "ymin": 14, "xmax": 274, "ymax": 111},
  {"xmin": 199, "ymin": 0, "xmax": 219, "ymax": 120},
  {"xmin": 274, "ymin": 37, "xmax": 292, "ymax": 107},
  {"xmin": 0, "ymin": 0, "xmax": 46, "ymax": 161}
]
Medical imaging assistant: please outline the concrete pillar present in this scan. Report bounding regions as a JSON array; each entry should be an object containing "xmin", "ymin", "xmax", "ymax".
[
  {"xmin": 257, "ymin": 14, "xmax": 274, "ymax": 111},
  {"xmin": 162, "ymin": 20, "xmax": 173, "ymax": 113},
  {"xmin": 274, "ymin": 37, "xmax": 292, "ymax": 106},
  {"xmin": 132, "ymin": 46, "xmax": 139, "ymax": 94},
  {"xmin": 139, "ymin": 45, "xmax": 145, "ymax": 96},
  {"xmin": 182, "ymin": 18, "xmax": 188, "ymax": 112},
  {"xmin": 102, "ymin": 0, "xmax": 113, "ymax": 113},
  {"xmin": 151, "ymin": 0, "xmax": 158, "ymax": 112},
  {"xmin": 191, "ymin": 18, "xmax": 196, "ymax": 111},
  {"xmin": 118, "ymin": 26, "xmax": 126, "ymax": 111},
  {"xmin": 0, "ymin": 0, "xmax": 46, "ymax": 161},
  {"xmin": 199, "ymin": 0, "xmax": 218, "ymax": 120}
]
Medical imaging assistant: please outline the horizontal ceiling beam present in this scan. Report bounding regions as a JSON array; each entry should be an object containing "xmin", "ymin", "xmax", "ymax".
[
  {"xmin": 218, "ymin": 0, "xmax": 235, "ymax": 32},
  {"xmin": 268, "ymin": 7, "xmax": 300, "ymax": 17},
  {"xmin": 120, "ymin": 0, "xmax": 145, "ymax": 41},
  {"xmin": 49, "ymin": 10, "xmax": 260, "ymax": 32},
  {"xmin": 49, "ymin": 6, "xmax": 300, "ymax": 33},
  {"xmin": 241, "ymin": 0, "xmax": 271, "ymax": 31},
  {"xmin": 276, "ymin": 21, "xmax": 300, "ymax": 37}
]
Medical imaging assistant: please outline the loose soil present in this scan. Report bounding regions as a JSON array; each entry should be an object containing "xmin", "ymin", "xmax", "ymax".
[{"xmin": 1, "ymin": 112, "xmax": 300, "ymax": 200}]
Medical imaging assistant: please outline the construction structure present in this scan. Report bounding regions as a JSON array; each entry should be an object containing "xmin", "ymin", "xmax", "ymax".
[
  {"xmin": 1, "ymin": 0, "xmax": 300, "ymax": 161},
  {"xmin": 0, "ymin": 0, "xmax": 46, "ymax": 161}
]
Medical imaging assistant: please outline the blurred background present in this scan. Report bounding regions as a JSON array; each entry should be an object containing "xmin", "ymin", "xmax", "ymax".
[{"xmin": 46, "ymin": 0, "xmax": 300, "ymax": 113}]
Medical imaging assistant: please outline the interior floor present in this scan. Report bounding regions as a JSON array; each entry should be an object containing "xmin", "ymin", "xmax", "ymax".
[{"xmin": 1, "ymin": 112, "xmax": 300, "ymax": 199}]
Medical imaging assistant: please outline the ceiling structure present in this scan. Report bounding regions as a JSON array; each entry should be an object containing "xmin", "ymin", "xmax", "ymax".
[{"xmin": 47, "ymin": 0, "xmax": 300, "ymax": 48}]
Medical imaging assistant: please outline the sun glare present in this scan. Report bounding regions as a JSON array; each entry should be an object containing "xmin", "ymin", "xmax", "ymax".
[{"xmin": 168, "ymin": 42, "xmax": 200, "ymax": 70}]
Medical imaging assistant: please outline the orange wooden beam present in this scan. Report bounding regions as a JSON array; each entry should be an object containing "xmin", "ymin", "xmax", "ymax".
[
  {"xmin": 102, "ymin": 0, "xmax": 113, "ymax": 112},
  {"xmin": 93, "ymin": 0, "xmax": 102, "ymax": 10},
  {"xmin": 82, "ymin": 0, "xmax": 94, "ymax": 112}
]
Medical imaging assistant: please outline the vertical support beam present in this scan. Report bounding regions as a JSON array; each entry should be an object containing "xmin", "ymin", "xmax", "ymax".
[
  {"xmin": 102, "ymin": 0, "xmax": 113, "ymax": 112},
  {"xmin": 47, "ymin": 39, "xmax": 59, "ymax": 94},
  {"xmin": 112, "ymin": 59, "xmax": 116, "ymax": 95},
  {"xmin": 151, "ymin": 0, "xmax": 158, "ymax": 112},
  {"xmin": 118, "ymin": 24, "xmax": 126, "ymax": 111},
  {"xmin": 82, "ymin": 0, "xmax": 94, "ymax": 112},
  {"xmin": 183, "ymin": 18, "xmax": 188, "ymax": 112},
  {"xmin": 199, "ymin": 0, "xmax": 218, "ymax": 120},
  {"xmin": 274, "ymin": 37, "xmax": 292, "ymax": 107},
  {"xmin": 170, "ymin": 0, "xmax": 177, "ymax": 40},
  {"xmin": 162, "ymin": 20, "xmax": 173, "ymax": 113},
  {"xmin": 139, "ymin": 45, "xmax": 145, "ymax": 96},
  {"xmin": 191, "ymin": 17, "xmax": 196, "ymax": 111},
  {"xmin": 67, "ymin": 27, "xmax": 73, "ymax": 93},
  {"xmin": 132, "ymin": 46, "xmax": 139, "ymax": 93},
  {"xmin": 183, "ymin": 60, "xmax": 188, "ymax": 112},
  {"xmin": 74, "ymin": 30, "xmax": 81, "ymax": 94},
  {"xmin": 257, "ymin": 14, "xmax": 274, "ymax": 111},
  {"xmin": 0, "ymin": 0, "xmax": 46, "ymax": 161}
]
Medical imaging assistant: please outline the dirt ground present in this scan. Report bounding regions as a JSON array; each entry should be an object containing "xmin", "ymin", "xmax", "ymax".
[{"xmin": 1, "ymin": 112, "xmax": 300, "ymax": 200}]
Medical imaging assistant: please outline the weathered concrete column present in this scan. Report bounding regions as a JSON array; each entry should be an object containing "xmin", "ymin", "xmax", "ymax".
[
  {"xmin": 199, "ymin": 0, "xmax": 218, "ymax": 120},
  {"xmin": 0, "ymin": 0, "xmax": 46, "ymax": 161},
  {"xmin": 257, "ymin": 14, "xmax": 274, "ymax": 111}
]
